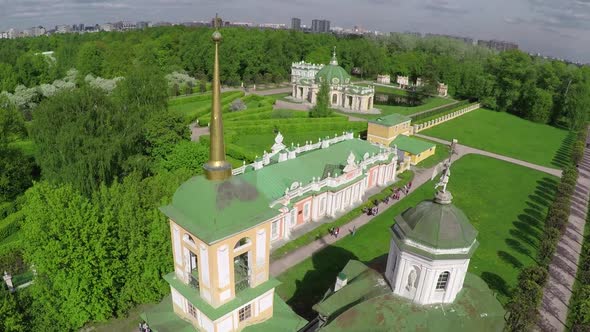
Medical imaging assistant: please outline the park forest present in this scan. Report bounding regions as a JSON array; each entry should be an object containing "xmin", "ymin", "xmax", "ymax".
[{"xmin": 0, "ymin": 25, "xmax": 590, "ymax": 331}]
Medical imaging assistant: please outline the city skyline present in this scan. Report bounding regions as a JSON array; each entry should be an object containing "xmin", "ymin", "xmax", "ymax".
[{"xmin": 1, "ymin": 0, "xmax": 589, "ymax": 63}]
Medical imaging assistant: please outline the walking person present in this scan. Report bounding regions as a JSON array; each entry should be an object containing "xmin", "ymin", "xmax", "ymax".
[
  {"xmin": 352, "ymin": 225, "xmax": 356, "ymax": 236},
  {"xmin": 335, "ymin": 227, "xmax": 340, "ymax": 238}
]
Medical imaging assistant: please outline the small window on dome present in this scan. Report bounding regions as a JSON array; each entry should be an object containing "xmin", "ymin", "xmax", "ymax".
[{"xmin": 436, "ymin": 271, "xmax": 450, "ymax": 290}]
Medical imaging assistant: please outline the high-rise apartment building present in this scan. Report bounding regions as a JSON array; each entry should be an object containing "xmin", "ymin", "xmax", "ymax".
[
  {"xmin": 311, "ymin": 19, "xmax": 330, "ymax": 33},
  {"xmin": 291, "ymin": 17, "xmax": 301, "ymax": 30}
]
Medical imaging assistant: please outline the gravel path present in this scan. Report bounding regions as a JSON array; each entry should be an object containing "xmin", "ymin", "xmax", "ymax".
[{"xmin": 536, "ymin": 127, "xmax": 589, "ymax": 332}]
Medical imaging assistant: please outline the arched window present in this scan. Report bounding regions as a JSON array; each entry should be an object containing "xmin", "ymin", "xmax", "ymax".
[
  {"xmin": 234, "ymin": 237, "xmax": 252, "ymax": 251},
  {"xmin": 436, "ymin": 271, "xmax": 450, "ymax": 290},
  {"xmin": 183, "ymin": 234, "xmax": 196, "ymax": 247}
]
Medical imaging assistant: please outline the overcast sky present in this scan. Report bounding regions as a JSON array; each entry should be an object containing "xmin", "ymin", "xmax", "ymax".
[{"xmin": 1, "ymin": 0, "xmax": 590, "ymax": 63}]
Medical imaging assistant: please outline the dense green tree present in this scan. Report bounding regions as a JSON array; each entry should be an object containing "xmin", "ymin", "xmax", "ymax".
[
  {"xmin": 76, "ymin": 42, "xmax": 106, "ymax": 77},
  {"xmin": 520, "ymin": 86, "xmax": 553, "ymax": 123},
  {"xmin": 22, "ymin": 170, "xmax": 190, "ymax": 330},
  {"xmin": 0, "ymin": 286, "xmax": 26, "ymax": 332},
  {"xmin": 15, "ymin": 53, "xmax": 53, "ymax": 87},
  {"xmin": 0, "ymin": 100, "xmax": 34, "ymax": 202},
  {"xmin": 563, "ymin": 81, "xmax": 590, "ymax": 130},
  {"xmin": 0, "ymin": 63, "xmax": 18, "ymax": 92},
  {"xmin": 32, "ymin": 87, "xmax": 127, "ymax": 194},
  {"xmin": 159, "ymin": 141, "xmax": 209, "ymax": 173},
  {"xmin": 310, "ymin": 81, "xmax": 331, "ymax": 118}
]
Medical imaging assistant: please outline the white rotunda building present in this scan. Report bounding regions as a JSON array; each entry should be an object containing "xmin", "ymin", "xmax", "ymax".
[{"xmin": 291, "ymin": 49, "xmax": 375, "ymax": 112}]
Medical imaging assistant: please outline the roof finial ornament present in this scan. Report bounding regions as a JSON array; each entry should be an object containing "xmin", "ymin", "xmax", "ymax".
[{"xmin": 330, "ymin": 46, "xmax": 338, "ymax": 65}]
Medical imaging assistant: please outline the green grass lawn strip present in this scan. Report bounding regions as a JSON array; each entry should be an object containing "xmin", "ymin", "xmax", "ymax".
[{"xmin": 421, "ymin": 108, "xmax": 572, "ymax": 168}]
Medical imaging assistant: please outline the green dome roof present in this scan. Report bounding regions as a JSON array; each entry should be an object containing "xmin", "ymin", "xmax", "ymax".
[
  {"xmin": 315, "ymin": 64, "xmax": 351, "ymax": 85},
  {"xmin": 394, "ymin": 197, "xmax": 477, "ymax": 250}
]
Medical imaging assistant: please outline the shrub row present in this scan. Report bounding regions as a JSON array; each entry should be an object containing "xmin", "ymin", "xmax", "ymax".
[
  {"xmin": 505, "ymin": 129, "xmax": 587, "ymax": 331},
  {"xmin": 226, "ymin": 143, "xmax": 258, "ymax": 162},
  {"xmin": 194, "ymin": 91, "xmax": 252, "ymax": 124},
  {"xmin": 224, "ymin": 106, "xmax": 274, "ymax": 121},
  {"xmin": 568, "ymin": 168, "xmax": 590, "ymax": 330},
  {"xmin": 226, "ymin": 121, "xmax": 366, "ymax": 136},
  {"xmin": 410, "ymin": 100, "xmax": 470, "ymax": 122},
  {"xmin": 168, "ymin": 91, "xmax": 213, "ymax": 106},
  {"xmin": 224, "ymin": 116, "xmax": 349, "ymax": 129},
  {"xmin": 0, "ymin": 210, "xmax": 24, "ymax": 241}
]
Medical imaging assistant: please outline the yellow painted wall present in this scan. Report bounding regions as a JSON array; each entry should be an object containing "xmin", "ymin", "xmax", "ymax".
[
  {"xmin": 170, "ymin": 218, "xmax": 273, "ymax": 309},
  {"xmin": 408, "ymin": 146, "xmax": 436, "ymax": 165},
  {"xmin": 367, "ymin": 121, "xmax": 411, "ymax": 146}
]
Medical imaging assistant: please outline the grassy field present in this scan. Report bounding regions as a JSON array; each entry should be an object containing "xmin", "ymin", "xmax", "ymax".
[
  {"xmin": 276, "ymin": 154, "xmax": 556, "ymax": 319},
  {"xmin": 421, "ymin": 108, "xmax": 572, "ymax": 169}
]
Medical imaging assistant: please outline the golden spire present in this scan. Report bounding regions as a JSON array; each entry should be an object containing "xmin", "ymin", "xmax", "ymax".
[{"xmin": 204, "ymin": 14, "xmax": 232, "ymax": 181}]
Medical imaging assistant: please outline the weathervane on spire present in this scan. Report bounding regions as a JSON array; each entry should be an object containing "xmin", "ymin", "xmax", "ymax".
[{"xmin": 330, "ymin": 46, "xmax": 338, "ymax": 65}]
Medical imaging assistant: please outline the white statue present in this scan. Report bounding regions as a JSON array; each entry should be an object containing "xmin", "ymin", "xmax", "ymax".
[
  {"xmin": 343, "ymin": 152, "xmax": 358, "ymax": 173},
  {"xmin": 271, "ymin": 132, "xmax": 286, "ymax": 153},
  {"xmin": 407, "ymin": 269, "xmax": 417, "ymax": 290},
  {"xmin": 435, "ymin": 161, "xmax": 451, "ymax": 193}
]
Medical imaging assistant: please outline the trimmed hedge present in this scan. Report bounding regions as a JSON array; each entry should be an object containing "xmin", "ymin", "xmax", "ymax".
[
  {"xmin": 0, "ymin": 210, "xmax": 24, "ymax": 241},
  {"xmin": 506, "ymin": 129, "xmax": 587, "ymax": 331},
  {"xmin": 411, "ymin": 100, "xmax": 470, "ymax": 122},
  {"xmin": 226, "ymin": 122, "xmax": 366, "ymax": 136}
]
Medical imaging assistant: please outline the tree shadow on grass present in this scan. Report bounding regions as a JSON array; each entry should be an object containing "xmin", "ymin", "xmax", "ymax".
[
  {"xmin": 486, "ymin": 177, "xmax": 557, "ymax": 303},
  {"xmin": 551, "ymin": 131, "xmax": 575, "ymax": 169},
  {"xmin": 498, "ymin": 250, "xmax": 523, "ymax": 269},
  {"xmin": 285, "ymin": 245, "xmax": 358, "ymax": 320},
  {"xmin": 481, "ymin": 271, "xmax": 511, "ymax": 299}
]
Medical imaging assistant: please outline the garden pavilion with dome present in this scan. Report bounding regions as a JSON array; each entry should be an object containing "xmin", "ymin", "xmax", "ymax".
[{"xmin": 291, "ymin": 48, "xmax": 375, "ymax": 112}]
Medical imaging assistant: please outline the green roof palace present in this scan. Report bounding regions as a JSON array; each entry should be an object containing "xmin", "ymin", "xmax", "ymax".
[
  {"xmin": 142, "ymin": 21, "xmax": 404, "ymax": 332},
  {"xmin": 291, "ymin": 47, "xmax": 376, "ymax": 112}
]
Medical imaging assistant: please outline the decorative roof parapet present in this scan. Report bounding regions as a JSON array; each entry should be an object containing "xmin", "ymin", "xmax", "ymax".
[
  {"xmin": 232, "ymin": 131, "xmax": 356, "ymax": 176},
  {"xmin": 271, "ymin": 146, "xmax": 396, "ymax": 208}
]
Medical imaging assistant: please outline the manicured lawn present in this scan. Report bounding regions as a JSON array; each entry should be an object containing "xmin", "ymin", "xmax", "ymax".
[
  {"xmin": 168, "ymin": 99, "xmax": 210, "ymax": 118},
  {"xmin": 276, "ymin": 154, "xmax": 556, "ymax": 319},
  {"xmin": 421, "ymin": 108, "xmax": 572, "ymax": 168}
]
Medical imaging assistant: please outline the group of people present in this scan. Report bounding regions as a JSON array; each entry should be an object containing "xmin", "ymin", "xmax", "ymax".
[
  {"xmin": 364, "ymin": 181, "xmax": 414, "ymax": 216},
  {"xmin": 138, "ymin": 322, "xmax": 151, "ymax": 332},
  {"xmin": 329, "ymin": 227, "xmax": 340, "ymax": 238}
]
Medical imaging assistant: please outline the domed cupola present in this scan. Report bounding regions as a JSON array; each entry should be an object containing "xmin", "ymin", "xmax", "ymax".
[
  {"xmin": 315, "ymin": 47, "xmax": 351, "ymax": 85},
  {"xmin": 394, "ymin": 192, "xmax": 477, "ymax": 251},
  {"xmin": 385, "ymin": 157, "xmax": 480, "ymax": 305}
]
